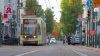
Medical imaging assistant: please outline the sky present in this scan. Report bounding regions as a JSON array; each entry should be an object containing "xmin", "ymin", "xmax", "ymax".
[{"xmin": 38, "ymin": 0, "xmax": 61, "ymax": 23}]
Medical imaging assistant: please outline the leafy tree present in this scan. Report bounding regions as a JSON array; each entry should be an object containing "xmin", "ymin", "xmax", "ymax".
[
  {"xmin": 45, "ymin": 8, "xmax": 54, "ymax": 34},
  {"xmin": 52, "ymin": 20, "xmax": 60, "ymax": 37},
  {"xmin": 25, "ymin": 0, "xmax": 44, "ymax": 17},
  {"xmin": 60, "ymin": 0, "xmax": 82, "ymax": 35}
]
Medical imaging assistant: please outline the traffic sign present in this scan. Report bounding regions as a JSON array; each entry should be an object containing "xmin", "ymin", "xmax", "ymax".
[
  {"xmin": 86, "ymin": 29, "xmax": 96, "ymax": 36},
  {"xmin": 90, "ymin": 29, "xmax": 96, "ymax": 36},
  {"xmin": 86, "ymin": 0, "xmax": 93, "ymax": 7}
]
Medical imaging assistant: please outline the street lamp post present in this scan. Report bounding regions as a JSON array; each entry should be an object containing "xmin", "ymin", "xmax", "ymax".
[{"xmin": 0, "ymin": 12, "xmax": 3, "ymax": 43}]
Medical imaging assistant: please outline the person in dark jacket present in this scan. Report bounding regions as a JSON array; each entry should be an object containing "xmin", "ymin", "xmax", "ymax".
[
  {"xmin": 63, "ymin": 38, "xmax": 65, "ymax": 45},
  {"xmin": 4, "ymin": 34, "xmax": 10, "ymax": 40},
  {"xmin": 67, "ymin": 35, "xmax": 71, "ymax": 45}
]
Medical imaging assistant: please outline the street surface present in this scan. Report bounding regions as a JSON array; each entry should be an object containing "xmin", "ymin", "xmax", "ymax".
[{"xmin": 0, "ymin": 41, "xmax": 100, "ymax": 56}]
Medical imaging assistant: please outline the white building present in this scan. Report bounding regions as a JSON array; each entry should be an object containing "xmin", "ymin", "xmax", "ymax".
[
  {"xmin": 95, "ymin": 7, "xmax": 100, "ymax": 35},
  {"xmin": 0, "ymin": 0, "xmax": 4, "ymax": 14},
  {"xmin": 1, "ymin": 0, "xmax": 19, "ymax": 38}
]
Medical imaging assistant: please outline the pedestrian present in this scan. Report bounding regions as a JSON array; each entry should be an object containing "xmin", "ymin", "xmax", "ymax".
[
  {"xmin": 17, "ymin": 37, "xmax": 20, "ymax": 45},
  {"xmin": 4, "ymin": 34, "xmax": 10, "ymax": 40},
  {"xmin": 67, "ymin": 35, "xmax": 71, "ymax": 45},
  {"xmin": 0, "ymin": 36, "xmax": 3, "ymax": 46},
  {"xmin": 63, "ymin": 36, "xmax": 66, "ymax": 45},
  {"xmin": 63, "ymin": 38, "xmax": 65, "ymax": 45}
]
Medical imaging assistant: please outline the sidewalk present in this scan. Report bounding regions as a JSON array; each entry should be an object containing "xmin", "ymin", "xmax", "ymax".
[
  {"xmin": 79, "ymin": 45, "xmax": 100, "ymax": 52},
  {"xmin": 0, "ymin": 45, "xmax": 21, "ymax": 48}
]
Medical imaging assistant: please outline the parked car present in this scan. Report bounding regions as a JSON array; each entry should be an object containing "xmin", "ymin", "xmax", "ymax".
[
  {"xmin": 71, "ymin": 36, "xmax": 80, "ymax": 45},
  {"xmin": 50, "ymin": 38, "xmax": 57, "ymax": 44}
]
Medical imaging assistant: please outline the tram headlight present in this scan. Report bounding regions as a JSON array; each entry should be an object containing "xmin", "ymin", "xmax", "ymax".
[
  {"xmin": 24, "ymin": 36, "xmax": 27, "ymax": 38},
  {"xmin": 33, "ymin": 36, "xmax": 36, "ymax": 38}
]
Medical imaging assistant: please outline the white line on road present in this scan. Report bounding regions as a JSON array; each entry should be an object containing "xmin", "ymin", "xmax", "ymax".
[
  {"xmin": 72, "ymin": 49, "xmax": 88, "ymax": 56},
  {"xmin": 15, "ymin": 50, "xmax": 39, "ymax": 56}
]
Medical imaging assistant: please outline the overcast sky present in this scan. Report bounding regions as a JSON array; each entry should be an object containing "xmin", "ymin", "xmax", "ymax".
[{"xmin": 38, "ymin": 0, "xmax": 61, "ymax": 22}]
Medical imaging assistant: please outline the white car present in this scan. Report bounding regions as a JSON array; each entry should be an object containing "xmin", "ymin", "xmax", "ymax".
[
  {"xmin": 71, "ymin": 36, "xmax": 80, "ymax": 45},
  {"xmin": 50, "ymin": 38, "xmax": 57, "ymax": 44}
]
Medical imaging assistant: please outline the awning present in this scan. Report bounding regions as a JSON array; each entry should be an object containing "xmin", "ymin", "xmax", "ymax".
[{"xmin": 93, "ymin": 0, "xmax": 100, "ymax": 7}]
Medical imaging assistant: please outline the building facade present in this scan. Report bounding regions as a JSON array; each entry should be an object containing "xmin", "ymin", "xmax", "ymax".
[
  {"xmin": 0, "ymin": 0, "xmax": 20, "ymax": 40},
  {"xmin": 96, "ymin": 7, "xmax": 100, "ymax": 35}
]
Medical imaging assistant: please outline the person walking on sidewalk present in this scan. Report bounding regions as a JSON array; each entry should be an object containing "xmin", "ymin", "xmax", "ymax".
[
  {"xmin": 63, "ymin": 35, "xmax": 67, "ymax": 45},
  {"xmin": 67, "ymin": 35, "xmax": 71, "ymax": 45}
]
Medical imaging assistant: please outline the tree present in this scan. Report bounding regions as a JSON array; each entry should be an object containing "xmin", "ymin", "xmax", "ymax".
[
  {"xmin": 60, "ymin": 0, "xmax": 82, "ymax": 35},
  {"xmin": 45, "ymin": 8, "xmax": 54, "ymax": 34},
  {"xmin": 25, "ymin": 0, "xmax": 44, "ymax": 17},
  {"xmin": 52, "ymin": 20, "xmax": 60, "ymax": 37}
]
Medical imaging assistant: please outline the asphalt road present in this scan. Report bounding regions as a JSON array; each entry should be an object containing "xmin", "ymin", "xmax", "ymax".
[{"xmin": 0, "ymin": 42, "xmax": 100, "ymax": 56}]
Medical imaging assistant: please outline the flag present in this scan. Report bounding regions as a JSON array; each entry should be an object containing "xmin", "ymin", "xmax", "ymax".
[{"xmin": 3, "ymin": 13, "xmax": 8, "ymax": 20}]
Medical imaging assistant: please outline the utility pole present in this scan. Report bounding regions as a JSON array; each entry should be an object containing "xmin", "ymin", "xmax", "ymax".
[
  {"xmin": 16, "ymin": 0, "xmax": 21, "ymax": 45},
  {"xmin": 0, "ymin": 12, "xmax": 2, "ymax": 38},
  {"xmin": 86, "ymin": 0, "xmax": 93, "ymax": 47}
]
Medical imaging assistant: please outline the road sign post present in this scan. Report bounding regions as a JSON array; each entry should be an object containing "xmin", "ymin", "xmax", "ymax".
[{"xmin": 86, "ymin": 0, "xmax": 93, "ymax": 47}]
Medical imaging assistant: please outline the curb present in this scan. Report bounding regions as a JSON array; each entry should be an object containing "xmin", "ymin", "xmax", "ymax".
[{"xmin": 80, "ymin": 46, "xmax": 100, "ymax": 52}]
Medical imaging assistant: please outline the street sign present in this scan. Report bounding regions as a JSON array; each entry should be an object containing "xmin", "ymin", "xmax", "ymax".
[
  {"xmin": 92, "ymin": 19, "xmax": 97, "ymax": 23},
  {"xmin": 86, "ymin": 29, "xmax": 96, "ymax": 36},
  {"xmin": 5, "ymin": 6, "xmax": 12, "ymax": 14},
  {"xmin": 3, "ymin": 13, "xmax": 8, "ymax": 21},
  {"xmin": 90, "ymin": 19, "xmax": 97, "ymax": 23},
  {"xmin": 86, "ymin": 0, "xmax": 93, "ymax": 7},
  {"xmin": 90, "ymin": 29, "xmax": 96, "ymax": 36},
  {"xmin": 3, "ymin": 6, "xmax": 13, "ymax": 20}
]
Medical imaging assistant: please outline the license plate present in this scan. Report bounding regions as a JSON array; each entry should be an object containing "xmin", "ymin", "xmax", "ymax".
[
  {"xmin": 28, "ymin": 38, "xmax": 34, "ymax": 41},
  {"xmin": 29, "ymin": 38, "xmax": 37, "ymax": 41}
]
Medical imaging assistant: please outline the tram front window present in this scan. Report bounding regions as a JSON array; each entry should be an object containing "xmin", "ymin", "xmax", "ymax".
[{"xmin": 23, "ymin": 25, "xmax": 34, "ymax": 38}]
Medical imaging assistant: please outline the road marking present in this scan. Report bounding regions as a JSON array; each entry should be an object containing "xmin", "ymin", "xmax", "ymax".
[
  {"xmin": 72, "ymin": 49, "xmax": 88, "ymax": 56},
  {"xmin": 15, "ymin": 50, "xmax": 39, "ymax": 56}
]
